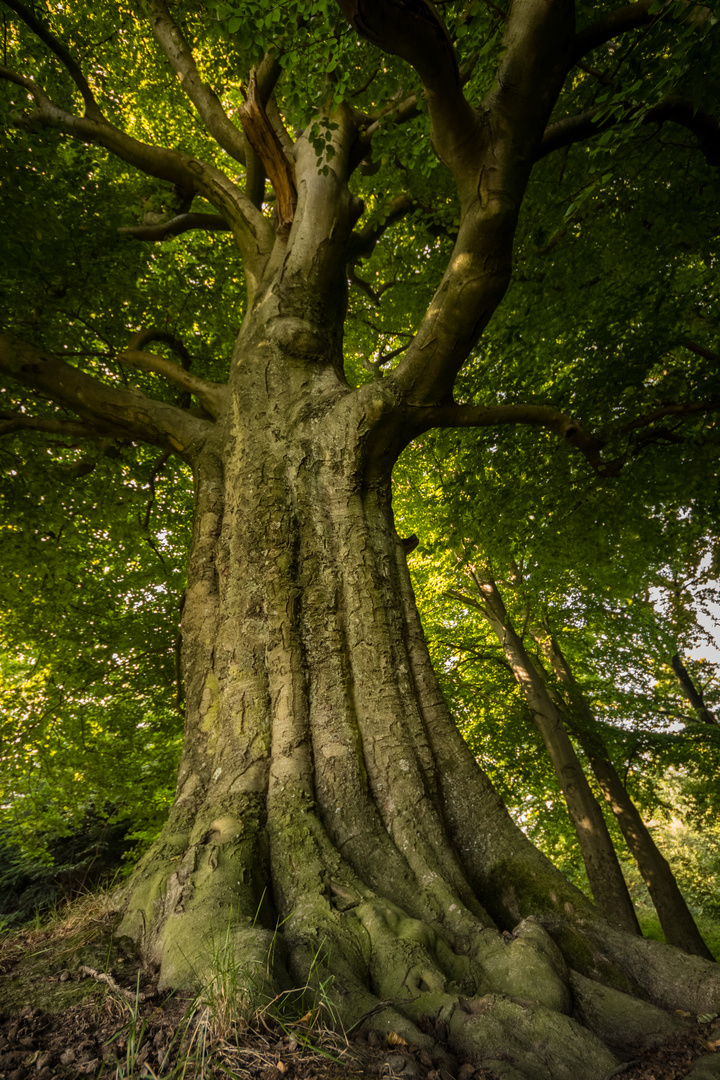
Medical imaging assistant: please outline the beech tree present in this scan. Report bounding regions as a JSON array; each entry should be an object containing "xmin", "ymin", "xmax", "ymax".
[{"xmin": 2, "ymin": 0, "xmax": 720, "ymax": 1076}]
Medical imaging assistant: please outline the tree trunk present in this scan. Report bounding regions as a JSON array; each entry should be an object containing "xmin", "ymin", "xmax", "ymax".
[
  {"xmin": 671, "ymin": 652, "xmax": 718, "ymax": 725},
  {"xmin": 536, "ymin": 630, "xmax": 714, "ymax": 960},
  {"xmin": 113, "ymin": 119, "xmax": 720, "ymax": 1080},
  {"xmin": 466, "ymin": 578, "xmax": 641, "ymax": 935}
]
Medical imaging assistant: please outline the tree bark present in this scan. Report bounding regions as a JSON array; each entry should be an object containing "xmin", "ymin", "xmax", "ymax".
[{"xmin": 535, "ymin": 630, "xmax": 715, "ymax": 960}]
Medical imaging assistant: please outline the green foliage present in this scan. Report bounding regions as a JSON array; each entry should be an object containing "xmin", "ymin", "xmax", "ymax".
[{"xmin": 0, "ymin": 809, "xmax": 131, "ymax": 927}]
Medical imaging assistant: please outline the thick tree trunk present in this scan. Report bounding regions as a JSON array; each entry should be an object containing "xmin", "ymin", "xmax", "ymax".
[
  {"xmin": 472, "ymin": 578, "xmax": 641, "ymax": 934},
  {"xmin": 536, "ymin": 630, "xmax": 714, "ymax": 960},
  {"xmin": 114, "ymin": 116, "xmax": 720, "ymax": 1080},
  {"xmin": 115, "ymin": 331, "xmax": 720, "ymax": 1076}
]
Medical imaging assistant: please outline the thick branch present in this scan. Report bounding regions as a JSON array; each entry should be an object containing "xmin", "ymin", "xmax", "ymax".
[
  {"xmin": 0, "ymin": 68, "xmax": 273, "ymax": 280},
  {"xmin": 119, "ymin": 211, "xmax": 230, "ymax": 241},
  {"xmin": 117, "ymin": 349, "xmax": 227, "ymax": 418},
  {"xmin": 146, "ymin": 0, "xmax": 247, "ymax": 166},
  {"xmin": 2, "ymin": 0, "xmax": 103, "ymax": 120},
  {"xmin": 0, "ymin": 334, "xmax": 211, "ymax": 457},
  {"xmin": 336, "ymin": 0, "xmax": 479, "ymax": 188},
  {"xmin": 379, "ymin": 0, "xmax": 576, "ymax": 407}
]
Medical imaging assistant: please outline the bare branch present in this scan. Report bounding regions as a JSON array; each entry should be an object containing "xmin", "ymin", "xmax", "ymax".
[
  {"xmin": 2, "ymin": 0, "xmax": 103, "ymax": 120},
  {"xmin": 0, "ymin": 334, "xmax": 211, "ymax": 458},
  {"xmin": 119, "ymin": 211, "xmax": 230, "ymax": 241},
  {"xmin": 117, "ymin": 349, "xmax": 227, "ymax": 418}
]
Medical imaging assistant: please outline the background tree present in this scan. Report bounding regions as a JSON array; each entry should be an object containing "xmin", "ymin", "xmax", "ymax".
[{"xmin": 2, "ymin": 1, "xmax": 720, "ymax": 1077}]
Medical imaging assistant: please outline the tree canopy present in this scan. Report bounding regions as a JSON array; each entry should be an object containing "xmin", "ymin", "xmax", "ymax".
[{"xmin": 2, "ymin": 0, "xmax": 720, "ymax": 1075}]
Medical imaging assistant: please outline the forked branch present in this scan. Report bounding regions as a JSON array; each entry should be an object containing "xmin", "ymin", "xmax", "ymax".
[{"xmin": 0, "ymin": 68, "xmax": 273, "ymax": 278}]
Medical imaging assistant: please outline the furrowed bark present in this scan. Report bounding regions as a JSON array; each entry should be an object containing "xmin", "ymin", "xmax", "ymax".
[{"xmin": 7, "ymin": 6, "xmax": 720, "ymax": 1075}]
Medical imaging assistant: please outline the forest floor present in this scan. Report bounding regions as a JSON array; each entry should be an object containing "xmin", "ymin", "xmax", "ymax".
[{"xmin": 0, "ymin": 893, "xmax": 719, "ymax": 1080}]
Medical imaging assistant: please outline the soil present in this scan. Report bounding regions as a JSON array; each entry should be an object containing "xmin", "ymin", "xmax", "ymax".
[{"xmin": 0, "ymin": 901, "xmax": 718, "ymax": 1080}]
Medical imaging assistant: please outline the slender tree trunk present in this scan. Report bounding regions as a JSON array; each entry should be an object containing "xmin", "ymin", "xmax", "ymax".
[
  {"xmin": 468, "ymin": 578, "xmax": 641, "ymax": 934},
  {"xmin": 535, "ymin": 630, "xmax": 715, "ymax": 960},
  {"xmin": 671, "ymin": 652, "xmax": 718, "ymax": 725}
]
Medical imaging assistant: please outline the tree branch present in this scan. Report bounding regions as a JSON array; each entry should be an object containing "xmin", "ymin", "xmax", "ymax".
[
  {"xmin": 119, "ymin": 211, "xmax": 230, "ymax": 241},
  {"xmin": 0, "ymin": 410, "xmax": 116, "ymax": 440},
  {"xmin": 146, "ymin": 0, "xmax": 248, "ymax": 166},
  {"xmin": 346, "ymin": 193, "xmax": 415, "ymax": 262},
  {"xmin": 421, "ymin": 401, "xmax": 607, "ymax": 471},
  {"xmin": 538, "ymin": 97, "xmax": 720, "ymax": 166},
  {"xmin": 573, "ymin": 0, "xmax": 656, "ymax": 61},
  {"xmin": 0, "ymin": 67, "xmax": 274, "ymax": 284},
  {"xmin": 0, "ymin": 334, "xmax": 211, "ymax": 458},
  {"xmin": 378, "ymin": 0, "xmax": 576, "ymax": 409},
  {"xmin": 681, "ymin": 338, "xmax": 720, "ymax": 364},
  {"xmin": 117, "ymin": 349, "xmax": 227, "ymax": 418},
  {"xmin": 620, "ymin": 399, "xmax": 720, "ymax": 432},
  {"xmin": 572, "ymin": 0, "xmax": 715, "ymax": 62},
  {"xmin": 336, "ymin": 0, "xmax": 480, "ymax": 190},
  {"xmin": 2, "ymin": 0, "xmax": 103, "ymax": 120},
  {"xmin": 351, "ymin": 91, "xmax": 420, "ymax": 172}
]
